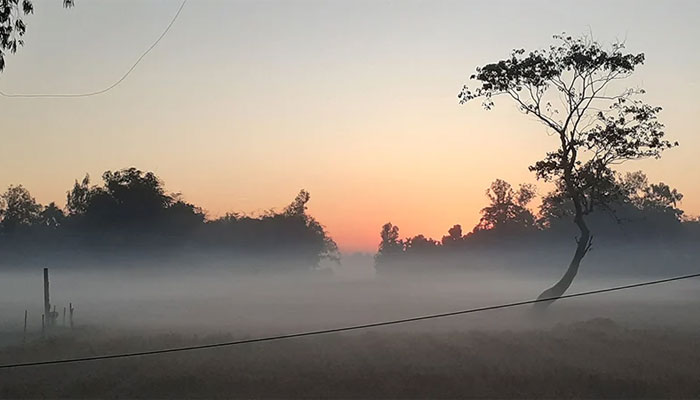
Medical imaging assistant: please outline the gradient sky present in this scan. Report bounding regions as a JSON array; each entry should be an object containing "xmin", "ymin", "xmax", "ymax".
[{"xmin": 1, "ymin": 0, "xmax": 698, "ymax": 252}]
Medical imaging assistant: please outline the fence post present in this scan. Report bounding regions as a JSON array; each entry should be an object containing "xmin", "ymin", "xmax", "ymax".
[
  {"xmin": 43, "ymin": 268, "xmax": 51, "ymax": 327},
  {"xmin": 23, "ymin": 310, "xmax": 27, "ymax": 344}
]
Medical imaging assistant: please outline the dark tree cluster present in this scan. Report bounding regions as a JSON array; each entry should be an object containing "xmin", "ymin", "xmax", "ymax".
[
  {"xmin": 375, "ymin": 175, "xmax": 699, "ymax": 275},
  {"xmin": 0, "ymin": 167, "xmax": 339, "ymax": 271}
]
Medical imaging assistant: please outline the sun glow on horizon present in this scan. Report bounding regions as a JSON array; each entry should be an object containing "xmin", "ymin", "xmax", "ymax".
[{"xmin": 1, "ymin": 1, "xmax": 699, "ymax": 253}]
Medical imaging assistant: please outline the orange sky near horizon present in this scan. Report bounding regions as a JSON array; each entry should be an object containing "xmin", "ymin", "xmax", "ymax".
[{"xmin": 1, "ymin": 1, "xmax": 699, "ymax": 253}]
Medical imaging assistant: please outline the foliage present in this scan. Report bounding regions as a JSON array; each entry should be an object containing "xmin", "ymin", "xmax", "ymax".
[
  {"xmin": 375, "ymin": 223, "xmax": 404, "ymax": 264},
  {"xmin": 475, "ymin": 179, "xmax": 537, "ymax": 232},
  {"xmin": 459, "ymin": 34, "xmax": 676, "ymax": 220},
  {"xmin": 539, "ymin": 171, "xmax": 685, "ymax": 227},
  {"xmin": 0, "ymin": 185, "xmax": 41, "ymax": 232},
  {"xmin": 373, "ymin": 176, "xmax": 695, "ymax": 272},
  {"xmin": 441, "ymin": 224, "xmax": 464, "ymax": 247},
  {"xmin": 0, "ymin": 0, "xmax": 73, "ymax": 71},
  {"xmin": 0, "ymin": 167, "xmax": 338, "ymax": 271}
]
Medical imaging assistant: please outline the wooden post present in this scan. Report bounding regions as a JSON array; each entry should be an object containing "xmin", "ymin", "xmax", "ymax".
[
  {"xmin": 41, "ymin": 314, "xmax": 45, "ymax": 338},
  {"xmin": 69, "ymin": 303, "xmax": 74, "ymax": 329},
  {"xmin": 63, "ymin": 307, "xmax": 66, "ymax": 326},
  {"xmin": 43, "ymin": 268, "xmax": 51, "ymax": 327},
  {"xmin": 23, "ymin": 310, "xmax": 27, "ymax": 344}
]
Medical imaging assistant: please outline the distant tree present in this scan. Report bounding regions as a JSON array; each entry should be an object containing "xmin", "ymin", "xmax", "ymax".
[
  {"xmin": 538, "ymin": 179, "xmax": 574, "ymax": 226},
  {"xmin": 224, "ymin": 189, "xmax": 340, "ymax": 267},
  {"xmin": 0, "ymin": 0, "xmax": 74, "ymax": 71},
  {"xmin": 441, "ymin": 224, "xmax": 464, "ymax": 247},
  {"xmin": 283, "ymin": 189, "xmax": 311, "ymax": 217},
  {"xmin": 101, "ymin": 168, "xmax": 173, "ymax": 222},
  {"xmin": 404, "ymin": 234, "xmax": 441, "ymax": 253},
  {"xmin": 39, "ymin": 202, "xmax": 65, "ymax": 229},
  {"xmin": 375, "ymin": 223, "xmax": 404, "ymax": 265},
  {"xmin": 619, "ymin": 171, "xmax": 683, "ymax": 218},
  {"xmin": 459, "ymin": 33, "xmax": 677, "ymax": 306},
  {"xmin": 67, "ymin": 168, "xmax": 176, "ymax": 229},
  {"xmin": 0, "ymin": 185, "xmax": 41, "ymax": 232},
  {"xmin": 540, "ymin": 171, "xmax": 684, "ymax": 230},
  {"xmin": 164, "ymin": 197, "xmax": 205, "ymax": 232},
  {"xmin": 66, "ymin": 174, "xmax": 94, "ymax": 216},
  {"xmin": 475, "ymin": 179, "xmax": 537, "ymax": 232},
  {"xmin": 0, "ymin": 169, "xmax": 339, "ymax": 271},
  {"xmin": 283, "ymin": 189, "xmax": 339, "ymax": 263}
]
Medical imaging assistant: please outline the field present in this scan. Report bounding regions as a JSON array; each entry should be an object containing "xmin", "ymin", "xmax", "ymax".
[
  {"xmin": 2, "ymin": 318, "xmax": 700, "ymax": 398},
  {"xmin": 2, "ymin": 267, "xmax": 700, "ymax": 398}
]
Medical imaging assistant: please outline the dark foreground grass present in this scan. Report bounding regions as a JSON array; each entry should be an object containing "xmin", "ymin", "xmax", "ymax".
[{"xmin": 1, "ymin": 318, "xmax": 700, "ymax": 399}]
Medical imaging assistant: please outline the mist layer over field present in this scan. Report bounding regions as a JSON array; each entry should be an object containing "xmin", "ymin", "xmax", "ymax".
[
  {"xmin": 1, "ymin": 254, "xmax": 699, "ymax": 336},
  {"xmin": 2, "ymin": 253, "xmax": 700, "ymax": 398}
]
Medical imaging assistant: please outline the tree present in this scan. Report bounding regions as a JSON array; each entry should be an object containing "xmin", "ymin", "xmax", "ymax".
[
  {"xmin": 0, "ymin": 0, "xmax": 74, "ymax": 71},
  {"xmin": 101, "ymin": 167, "xmax": 173, "ymax": 220},
  {"xmin": 0, "ymin": 185, "xmax": 42, "ymax": 232},
  {"xmin": 475, "ymin": 179, "xmax": 537, "ymax": 232},
  {"xmin": 620, "ymin": 171, "xmax": 683, "ymax": 218},
  {"xmin": 441, "ymin": 224, "xmax": 464, "ymax": 247},
  {"xmin": 66, "ymin": 174, "xmax": 94, "ymax": 216},
  {"xmin": 404, "ymin": 234, "xmax": 440, "ymax": 254},
  {"xmin": 66, "ymin": 168, "xmax": 176, "ymax": 229},
  {"xmin": 539, "ymin": 171, "xmax": 684, "ymax": 234},
  {"xmin": 285, "ymin": 190, "xmax": 340, "ymax": 264},
  {"xmin": 40, "ymin": 202, "xmax": 65, "ymax": 228},
  {"xmin": 375, "ymin": 222, "xmax": 404, "ymax": 265},
  {"xmin": 283, "ymin": 189, "xmax": 311, "ymax": 217},
  {"xmin": 459, "ymin": 33, "xmax": 677, "ymax": 307}
]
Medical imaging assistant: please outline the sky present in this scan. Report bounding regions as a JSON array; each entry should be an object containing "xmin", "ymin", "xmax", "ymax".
[{"xmin": 1, "ymin": 0, "xmax": 698, "ymax": 252}]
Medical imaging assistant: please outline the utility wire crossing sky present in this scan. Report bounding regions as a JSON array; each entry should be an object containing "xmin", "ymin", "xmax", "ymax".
[{"xmin": 0, "ymin": 0, "xmax": 187, "ymax": 98}]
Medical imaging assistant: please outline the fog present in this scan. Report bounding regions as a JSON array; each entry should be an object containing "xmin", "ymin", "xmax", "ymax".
[
  {"xmin": 2, "ymin": 251, "xmax": 700, "ymax": 398},
  {"xmin": 2, "ymin": 252, "xmax": 698, "ymax": 340}
]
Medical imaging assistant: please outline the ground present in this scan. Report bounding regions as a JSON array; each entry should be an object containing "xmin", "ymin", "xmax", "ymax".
[{"xmin": 2, "ymin": 318, "xmax": 700, "ymax": 399}]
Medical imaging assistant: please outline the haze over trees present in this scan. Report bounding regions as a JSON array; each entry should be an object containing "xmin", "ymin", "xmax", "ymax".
[
  {"xmin": 458, "ymin": 33, "xmax": 678, "ymax": 305},
  {"xmin": 0, "ymin": 167, "xmax": 339, "ymax": 272},
  {"xmin": 375, "ymin": 173, "xmax": 698, "ymax": 276}
]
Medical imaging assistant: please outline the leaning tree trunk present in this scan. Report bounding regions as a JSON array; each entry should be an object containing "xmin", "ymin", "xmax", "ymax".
[{"xmin": 535, "ymin": 213, "xmax": 591, "ymax": 310}]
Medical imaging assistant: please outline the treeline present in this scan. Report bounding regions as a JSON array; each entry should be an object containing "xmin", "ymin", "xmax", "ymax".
[
  {"xmin": 376, "ymin": 172, "xmax": 700, "ymax": 276},
  {"xmin": 0, "ymin": 167, "xmax": 338, "ymax": 271}
]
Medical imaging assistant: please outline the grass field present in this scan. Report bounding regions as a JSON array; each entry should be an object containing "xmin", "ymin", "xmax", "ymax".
[{"xmin": 2, "ymin": 318, "xmax": 700, "ymax": 398}]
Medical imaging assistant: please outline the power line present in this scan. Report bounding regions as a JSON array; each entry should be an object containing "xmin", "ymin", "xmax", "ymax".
[
  {"xmin": 1, "ymin": 271, "xmax": 698, "ymax": 370},
  {"xmin": 0, "ymin": 0, "xmax": 187, "ymax": 99}
]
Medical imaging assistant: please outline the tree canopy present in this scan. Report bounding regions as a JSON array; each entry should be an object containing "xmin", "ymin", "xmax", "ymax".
[
  {"xmin": 0, "ymin": 167, "xmax": 338, "ymax": 272},
  {"xmin": 475, "ymin": 179, "xmax": 537, "ymax": 232}
]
